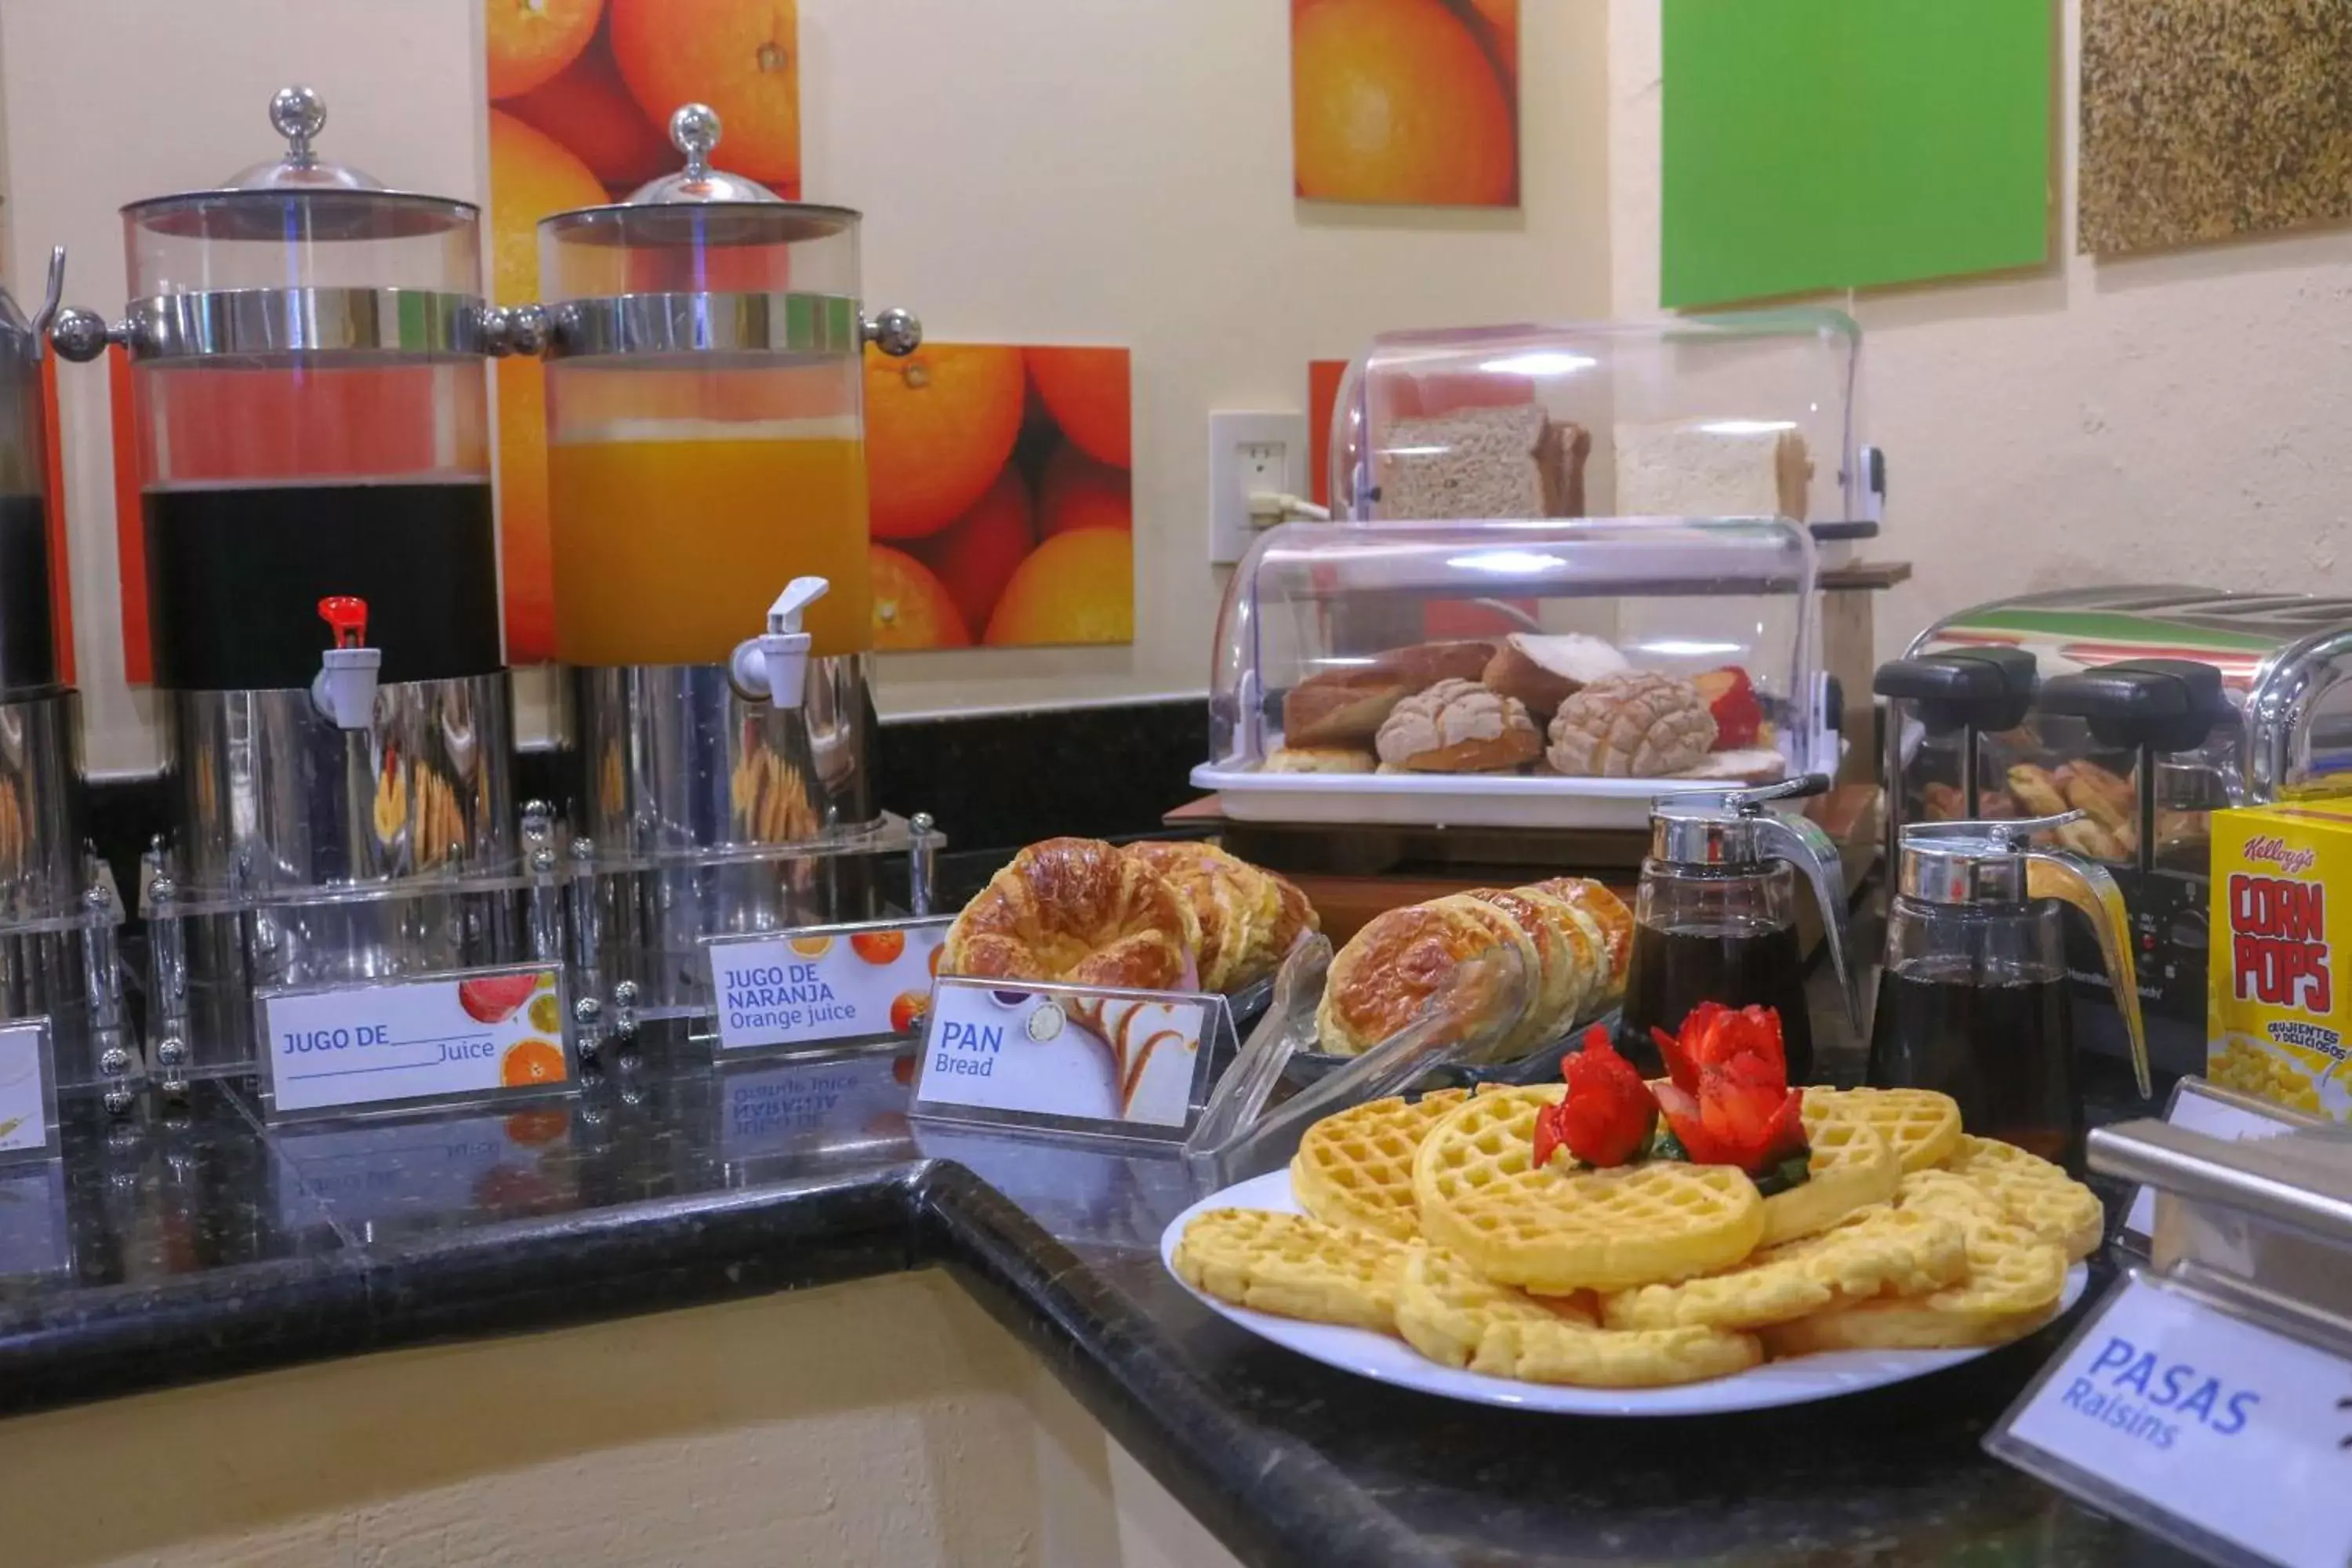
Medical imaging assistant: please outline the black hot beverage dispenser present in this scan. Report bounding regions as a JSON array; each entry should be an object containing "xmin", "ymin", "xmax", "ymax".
[
  {"xmin": 1621, "ymin": 775, "xmax": 1860, "ymax": 1083},
  {"xmin": 1868, "ymin": 811, "xmax": 2151, "ymax": 1164}
]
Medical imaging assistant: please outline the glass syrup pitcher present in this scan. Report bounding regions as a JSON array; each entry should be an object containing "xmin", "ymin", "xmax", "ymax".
[
  {"xmin": 1621, "ymin": 775, "xmax": 1861, "ymax": 1084},
  {"xmin": 1867, "ymin": 811, "xmax": 2152, "ymax": 1166}
]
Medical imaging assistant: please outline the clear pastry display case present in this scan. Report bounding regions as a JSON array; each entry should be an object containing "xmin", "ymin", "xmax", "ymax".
[
  {"xmin": 1878, "ymin": 585, "xmax": 2352, "ymax": 1074},
  {"xmin": 1327, "ymin": 308, "xmax": 1878, "ymax": 533},
  {"xmin": 1196, "ymin": 516, "xmax": 1828, "ymax": 828}
]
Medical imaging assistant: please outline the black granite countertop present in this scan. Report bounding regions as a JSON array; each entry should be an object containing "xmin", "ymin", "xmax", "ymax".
[{"xmin": 0, "ymin": 1018, "xmax": 2194, "ymax": 1568}]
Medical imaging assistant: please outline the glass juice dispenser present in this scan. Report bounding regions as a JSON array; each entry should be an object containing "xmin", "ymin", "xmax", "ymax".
[
  {"xmin": 528, "ymin": 105, "xmax": 922, "ymax": 1023},
  {"xmin": 51, "ymin": 88, "xmax": 535, "ymax": 1082},
  {"xmin": 0, "ymin": 249, "xmax": 134, "ymax": 1107}
]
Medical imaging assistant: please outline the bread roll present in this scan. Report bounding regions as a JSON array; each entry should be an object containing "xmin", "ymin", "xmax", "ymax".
[
  {"xmin": 1546, "ymin": 673, "xmax": 1717, "ymax": 778},
  {"xmin": 1280, "ymin": 641, "xmax": 1494, "ymax": 747},
  {"xmin": 1262, "ymin": 745, "xmax": 1377, "ymax": 774},
  {"xmin": 1375, "ymin": 679, "xmax": 1542, "ymax": 772},
  {"xmin": 1480, "ymin": 633, "xmax": 1633, "ymax": 720},
  {"xmin": 1316, "ymin": 900, "xmax": 1515, "ymax": 1057}
]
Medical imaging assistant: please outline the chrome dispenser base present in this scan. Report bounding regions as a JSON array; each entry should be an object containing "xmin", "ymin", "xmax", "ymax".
[{"xmin": 165, "ymin": 674, "xmax": 516, "ymax": 898}]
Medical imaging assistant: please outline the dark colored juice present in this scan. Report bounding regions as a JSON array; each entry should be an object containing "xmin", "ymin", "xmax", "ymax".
[
  {"xmin": 0, "ymin": 493, "xmax": 56, "ymax": 692},
  {"xmin": 1869, "ymin": 967, "xmax": 2079, "ymax": 1164},
  {"xmin": 1621, "ymin": 921, "xmax": 1813, "ymax": 1083},
  {"xmin": 143, "ymin": 478, "xmax": 501, "ymax": 691}
]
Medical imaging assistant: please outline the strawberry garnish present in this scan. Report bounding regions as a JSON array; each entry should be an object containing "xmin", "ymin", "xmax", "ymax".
[
  {"xmin": 1692, "ymin": 666, "xmax": 1762, "ymax": 750},
  {"xmin": 1649, "ymin": 1004, "xmax": 1809, "ymax": 1178},
  {"xmin": 1532, "ymin": 1026, "xmax": 1659, "ymax": 1170}
]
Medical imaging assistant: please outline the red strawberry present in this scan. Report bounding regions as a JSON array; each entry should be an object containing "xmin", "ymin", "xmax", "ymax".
[
  {"xmin": 1692, "ymin": 666, "xmax": 1762, "ymax": 750},
  {"xmin": 458, "ymin": 974, "xmax": 539, "ymax": 1025},
  {"xmin": 1533, "ymin": 1026, "xmax": 1659, "ymax": 1169},
  {"xmin": 1653, "ymin": 1002, "xmax": 1787, "ymax": 1097}
]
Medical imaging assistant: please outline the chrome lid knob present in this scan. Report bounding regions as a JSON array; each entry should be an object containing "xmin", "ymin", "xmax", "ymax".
[
  {"xmin": 862, "ymin": 307, "xmax": 922, "ymax": 358},
  {"xmin": 270, "ymin": 85, "xmax": 326, "ymax": 164},
  {"xmin": 670, "ymin": 103, "xmax": 720, "ymax": 177}
]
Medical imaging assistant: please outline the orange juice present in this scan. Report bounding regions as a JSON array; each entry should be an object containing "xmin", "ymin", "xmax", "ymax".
[{"xmin": 547, "ymin": 423, "xmax": 872, "ymax": 665}]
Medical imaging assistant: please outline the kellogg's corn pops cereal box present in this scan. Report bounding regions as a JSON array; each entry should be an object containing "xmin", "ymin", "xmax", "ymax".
[{"xmin": 2210, "ymin": 802, "xmax": 2352, "ymax": 1117}]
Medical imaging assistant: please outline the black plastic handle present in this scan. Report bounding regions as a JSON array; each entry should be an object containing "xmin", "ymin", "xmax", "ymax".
[
  {"xmin": 2036, "ymin": 658, "xmax": 2227, "ymax": 753},
  {"xmin": 1872, "ymin": 647, "xmax": 2037, "ymax": 735}
]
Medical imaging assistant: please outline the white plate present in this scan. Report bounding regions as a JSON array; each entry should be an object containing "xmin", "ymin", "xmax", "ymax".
[{"xmin": 1161, "ymin": 1169, "xmax": 2091, "ymax": 1417}]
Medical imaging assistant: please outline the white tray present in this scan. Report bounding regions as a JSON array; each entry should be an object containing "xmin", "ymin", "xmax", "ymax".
[
  {"xmin": 1193, "ymin": 764, "xmax": 1675, "ymax": 830},
  {"xmin": 1163, "ymin": 1169, "xmax": 2090, "ymax": 1417}
]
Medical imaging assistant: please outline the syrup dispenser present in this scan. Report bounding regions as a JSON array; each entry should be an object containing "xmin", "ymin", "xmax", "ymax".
[
  {"xmin": 1869, "ymin": 811, "xmax": 2151, "ymax": 1164},
  {"xmin": 1621, "ymin": 775, "xmax": 1859, "ymax": 1083}
]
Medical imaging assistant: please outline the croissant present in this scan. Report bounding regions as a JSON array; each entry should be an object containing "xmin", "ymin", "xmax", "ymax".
[
  {"xmin": 1122, "ymin": 841, "xmax": 1324, "ymax": 993},
  {"xmin": 944, "ymin": 837, "xmax": 1201, "ymax": 991}
]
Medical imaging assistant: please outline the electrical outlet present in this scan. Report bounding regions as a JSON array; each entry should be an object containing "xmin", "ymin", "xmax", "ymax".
[{"xmin": 1208, "ymin": 411, "xmax": 1310, "ymax": 565}]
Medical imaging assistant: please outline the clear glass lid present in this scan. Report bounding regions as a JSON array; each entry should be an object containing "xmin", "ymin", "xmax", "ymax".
[
  {"xmin": 1208, "ymin": 516, "xmax": 1825, "ymax": 783},
  {"xmin": 1329, "ymin": 308, "xmax": 1864, "ymax": 526},
  {"xmin": 538, "ymin": 103, "xmax": 865, "ymax": 361}
]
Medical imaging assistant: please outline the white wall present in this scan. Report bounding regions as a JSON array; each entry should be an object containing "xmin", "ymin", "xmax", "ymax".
[
  {"xmin": 1609, "ymin": 0, "xmax": 2352, "ymax": 659},
  {"xmin": 0, "ymin": 0, "xmax": 1613, "ymax": 774}
]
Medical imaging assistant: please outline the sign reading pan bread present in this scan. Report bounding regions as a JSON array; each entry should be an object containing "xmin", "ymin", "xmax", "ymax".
[{"xmin": 910, "ymin": 977, "xmax": 1223, "ymax": 1142}]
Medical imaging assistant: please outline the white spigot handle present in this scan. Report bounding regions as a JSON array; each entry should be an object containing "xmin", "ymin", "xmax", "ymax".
[
  {"xmin": 312, "ymin": 647, "xmax": 382, "ymax": 731},
  {"xmin": 731, "ymin": 576, "xmax": 829, "ymax": 710}
]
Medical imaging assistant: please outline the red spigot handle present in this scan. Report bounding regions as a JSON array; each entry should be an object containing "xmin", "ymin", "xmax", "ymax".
[{"xmin": 318, "ymin": 596, "xmax": 368, "ymax": 650}]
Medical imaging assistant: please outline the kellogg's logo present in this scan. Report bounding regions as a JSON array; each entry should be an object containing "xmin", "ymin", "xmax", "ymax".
[{"xmin": 2244, "ymin": 834, "xmax": 2318, "ymax": 876}]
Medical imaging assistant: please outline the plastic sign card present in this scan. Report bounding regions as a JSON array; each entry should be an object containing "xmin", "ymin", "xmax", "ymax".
[
  {"xmin": 258, "ymin": 966, "xmax": 570, "ymax": 1120},
  {"xmin": 705, "ymin": 917, "xmax": 950, "ymax": 1054},
  {"xmin": 0, "ymin": 1018, "xmax": 57, "ymax": 1163},
  {"xmin": 2122, "ymin": 1078, "xmax": 2306, "ymax": 1243},
  {"xmin": 909, "ymin": 977, "xmax": 1228, "ymax": 1144},
  {"xmin": 1991, "ymin": 1273, "xmax": 2352, "ymax": 1567}
]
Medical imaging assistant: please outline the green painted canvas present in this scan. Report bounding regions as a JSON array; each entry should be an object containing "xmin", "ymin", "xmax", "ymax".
[{"xmin": 1661, "ymin": 0, "xmax": 2053, "ymax": 308}]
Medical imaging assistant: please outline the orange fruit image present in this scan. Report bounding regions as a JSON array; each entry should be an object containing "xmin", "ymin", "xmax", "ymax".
[
  {"xmin": 499, "ymin": 1039, "xmax": 568, "ymax": 1087},
  {"xmin": 788, "ymin": 935, "xmax": 833, "ymax": 958},
  {"xmin": 890, "ymin": 991, "xmax": 931, "ymax": 1035},
  {"xmin": 488, "ymin": 0, "xmax": 604, "ymax": 100},
  {"xmin": 985, "ymin": 527, "xmax": 1134, "ymax": 647},
  {"xmin": 865, "ymin": 343, "xmax": 1027, "ymax": 539},
  {"xmin": 610, "ymin": 0, "xmax": 800, "ymax": 187},
  {"xmin": 1461, "ymin": 0, "xmax": 1517, "ymax": 78},
  {"xmin": 503, "ymin": 27, "xmax": 677, "ymax": 188},
  {"xmin": 488, "ymin": 111, "xmax": 604, "ymax": 664},
  {"xmin": 504, "ymin": 1108, "xmax": 571, "ymax": 1147},
  {"xmin": 1291, "ymin": 0, "xmax": 1515, "ymax": 205},
  {"xmin": 851, "ymin": 928, "xmax": 907, "ymax": 965},
  {"xmin": 1025, "ymin": 347, "xmax": 1131, "ymax": 469},
  {"xmin": 1039, "ymin": 443, "xmax": 1132, "ymax": 538},
  {"xmin": 872, "ymin": 546, "xmax": 970, "ymax": 650},
  {"xmin": 911, "ymin": 464, "xmax": 1033, "ymax": 637}
]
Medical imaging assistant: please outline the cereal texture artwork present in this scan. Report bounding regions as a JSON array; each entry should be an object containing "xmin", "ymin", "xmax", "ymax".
[{"xmin": 2081, "ymin": 0, "xmax": 2352, "ymax": 254}]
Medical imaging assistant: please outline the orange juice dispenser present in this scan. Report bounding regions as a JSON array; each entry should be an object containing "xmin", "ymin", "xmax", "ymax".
[
  {"xmin": 528, "ymin": 105, "xmax": 922, "ymax": 1024},
  {"xmin": 50, "ymin": 88, "xmax": 541, "ymax": 1086}
]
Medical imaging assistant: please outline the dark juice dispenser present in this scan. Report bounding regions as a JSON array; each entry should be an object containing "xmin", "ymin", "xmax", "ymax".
[
  {"xmin": 0, "ymin": 249, "xmax": 135, "ymax": 1105},
  {"xmin": 52, "ymin": 88, "xmax": 532, "ymax": 1082},
  {"xmin": 1620, "ymin": 776, "xmax": 1860, "ymax": 1083}
]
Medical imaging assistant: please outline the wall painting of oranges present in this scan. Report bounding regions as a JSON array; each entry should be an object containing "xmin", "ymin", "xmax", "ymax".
[
  {"xmin": 868, "ymin": 343, "xmax": 1134, "ymax": 651},
  {"xmin": 1292, "ymin": 0, "xmax": 1519, "ymax": 207},
  {"xmin": 485, "ymin": 0, "xmax": 802, "ymax": 663}
]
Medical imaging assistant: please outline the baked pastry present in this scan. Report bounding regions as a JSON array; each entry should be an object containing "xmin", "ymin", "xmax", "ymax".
[
  {"xmin": 1119, "ymin": 840, "xmax": 1317, "ymax": 993},
  {"xmin": 1613, "ymin": 419, "xmax": 1811, "ymax": 521},
  {"xmin": 1461, "ymin": 887, "xmax": 1596, "ymax": 1053},
  {"xmin": 1374, "ymin": 679, "xmax": 1542, "ymax": 772},
  {"xmin": 1546, "ymin": 673, "xmax": 1717, "ymax": 778},
  {"xmin": 1316, "ymin": 898, "xmax": 1514, "ymax": 1057},
  {"xmin": 944, "ymin": 837, "xmax": 1201, "ymax": 990},
  {"xmin": 1280, "ymin": 641, "xmax": 1495, "ymax": 747},
  {"xmin": 1373, "ymin": 404, "xmax": 1591, "ymax": 521},
  {"xmin": 1481, "ymin": 633, "xmax": 1633, "ymax": 720},
  {"xmin": 1262, "ymin": 745, "xmax": 1377, "ymax": 774},
  {"xmin": 1665, "ymin": 747, "xmax": 1791, "ymax": 785},
  {"xmin": 1523, "ymin": 877, "xmax": 1634, "ymax": 1000}
]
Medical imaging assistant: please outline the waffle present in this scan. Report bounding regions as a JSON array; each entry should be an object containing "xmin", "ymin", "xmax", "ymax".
[
  {"xmin": 1757, "ymin": 1109, "xmax": 1900, "ymax": 1246},
  {"xmin": 1397, "ymin": 1247, "xmax": 1760, "ymax": 1387},
  {"xmin": 1289, "ymin": 1090, "xmax": 1468, "ymax": 1241},
  {"xmin": 1172, "ymin": 1208, "xmax": 1408, "ymax": 1332},
  {"xmin": 1938, "ymin": 1135, "xmax": 2107, "ymax": 1261},
  {"xmin": 1806, "ymin": 1087, "xmax": 1964, "ymax": 1174},
  {"xmin": 1413, "ymin": 1087, "xmax": 1765, "ymax": 1293},
  {"xmin": 1601, "ymin": 1202, "xmax": 1968, "ymax": 1332},
  {"xmin": 1760, "ymin": 1207, "xmax": 2066, "ymax": 1353}
]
